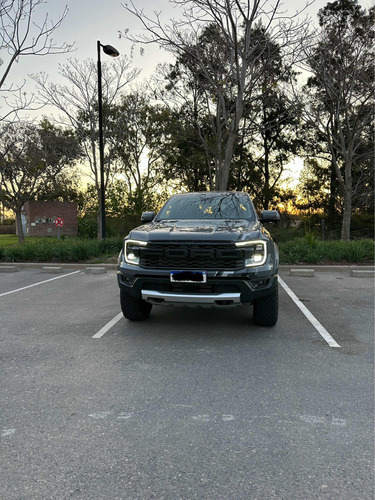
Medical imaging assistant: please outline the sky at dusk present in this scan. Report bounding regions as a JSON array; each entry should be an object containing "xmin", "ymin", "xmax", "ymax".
[
  {"xmin": 2, "ymin": 0, "xmax": 371, "ymax": 187},
  {"xmin": 5, "ymin": 0, "xmax": 358, "ymax": 98},
  {"xmin": 6, "ymin": 0, "xmax": 175, "ymax": 92}
]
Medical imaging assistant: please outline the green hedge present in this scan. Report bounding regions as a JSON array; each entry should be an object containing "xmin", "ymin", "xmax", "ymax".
[
  {"xmin": 0, "ymin": 237, "xmax": 123, "ymax": 263},
  {"xmin": 78, "ymin": 215, "xmax": 141, "ymax": 238},
  {"xmin": 0, "ymin": 235, "xmax": 373, "ymax": 264},
  {"xmin": 278, "ymin": 238, "xmax": 374, "ymax": 264}
]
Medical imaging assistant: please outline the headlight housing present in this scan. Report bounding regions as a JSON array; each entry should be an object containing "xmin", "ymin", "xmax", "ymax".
[
  {"xmin": 124, "ymin": 239, "xmax": 147, "ymax": 266},
  {"xmin": 235, "ymin": 240, "xmax": 267, "ymax": 267}
]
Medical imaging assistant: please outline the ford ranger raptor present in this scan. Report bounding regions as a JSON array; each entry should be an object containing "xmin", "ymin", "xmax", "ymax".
[{"xmin": 117, "ymin": 191, "xmax": 280, "ymax": 326}]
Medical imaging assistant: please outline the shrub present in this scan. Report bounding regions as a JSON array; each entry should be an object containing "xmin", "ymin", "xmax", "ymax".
[
  {"xmin": 278, "ymin": 238, "xmax": 374, "ymax": 264},
  {"xmin": 0, "ymin": 235, "xmax": 373, "ymax": 264},
  {"xmin": 78, "ymin": 215, "xmax": 141, "ymax": 238},
  {"xmin": 78, "ymin": 216, "xmax": 97, "ymax": 238},
  {"xmin": 0, "ymin": 237, "xmax": 123, "ymax": 263},
  {"xmin": 270, "ymin": 225, "xmax": 305, "ymax": 244}
]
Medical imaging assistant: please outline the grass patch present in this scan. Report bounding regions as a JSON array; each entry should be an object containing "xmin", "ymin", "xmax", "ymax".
[
  {"xmin": 0, "ymin": 235, "xmax": 20, "ymax": 247},
  {"xmin": 0, "ymin": 235, "xmax": 49, "ymax": 247},
  {"xmin": 278, "ymin": 238, "xmax": 374, "ymax": 264}
]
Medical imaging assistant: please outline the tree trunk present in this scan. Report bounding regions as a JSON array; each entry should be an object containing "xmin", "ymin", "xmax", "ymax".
[
  {"xmin": 263, "ymin": 144, "xmax": 270, "ymax": 210},
  {"xmin": 327, "ymin": 164, "xmax": 337, "ymax": 227},
  {"xmin": 97, "ymin": 193, "xmax": 103, "ymax": 240},
  {"xmin": 218, "ymin": 131, "xmax": 237, "ymax": 191},
  {"xmin": 217, "ymin": 89, "xmax": 245, "ymax": 191},
  {"xmin": 97, "ymin": 210, "xmax": 103, "ymax": 240},
  {"xmin": 15, "ymin": 207, "xmax": 25, "ymax": 244},
  {"xmin": 341, "ymin": 193, "xmax": 351, "ymax": 241},
  {"xmin": 341, "ymin": 158, "xmax": 353, "ymax": 241}
]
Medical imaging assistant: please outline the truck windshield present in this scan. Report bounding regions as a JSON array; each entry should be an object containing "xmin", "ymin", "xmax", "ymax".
[{"xmin": 157, "ymin": 193, "xmax": 256, "ymax": 221}]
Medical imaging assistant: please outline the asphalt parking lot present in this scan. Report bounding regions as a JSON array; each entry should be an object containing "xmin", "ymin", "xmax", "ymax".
[{"xmin": 1, "ymin": 266, "xmax": 374, "ymax": 499}]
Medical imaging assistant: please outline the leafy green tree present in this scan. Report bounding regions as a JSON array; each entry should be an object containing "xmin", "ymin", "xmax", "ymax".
[
  {"xmin": 0, "ymin": 121, "xmax": 81, "ymax": 242},
  {"xmin": 79, "ymin": 180, "xmax": 163, "ymax": 230},
  {"xmin": 152, "ymin": 58, "xmax": 219, "ymax": 191},
  {"xmin": 296, "ymin": 158, "xmax": 335, "ymax": 215},
  {"xmin": 154, "ymin": 22, "xmax": 303, "ymax": 199},
  {"xmin": 228, "ymin": 28, "xmax": 303, "ymax": 209},
  {"xmin": 36, "ymin": 169, "xmax": 83, "ymax": 205},
  {"xmin": 302, "ymin": 0, "xmax": 374, "ymax": 239},
  {"xmin": 106, "ymin": 91, "xmax": 173, "ymax": 206},
  {"xmin": 124, "ymin": 0, "xmax": 310, "ymax": 190},
  {"xmin": 157, "ymin": 105, "xmax": 213, "ymax": 192}
]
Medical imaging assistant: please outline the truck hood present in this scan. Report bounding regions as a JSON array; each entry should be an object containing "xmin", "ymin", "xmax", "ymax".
[{"xmin": 128, "ymin": 219, "xmax": 261, "ymax": 242}]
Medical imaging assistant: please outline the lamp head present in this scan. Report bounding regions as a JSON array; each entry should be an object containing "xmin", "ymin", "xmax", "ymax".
[{"xmin": 102, "ymin": 44, "xmax": 120, "ymax": 57}]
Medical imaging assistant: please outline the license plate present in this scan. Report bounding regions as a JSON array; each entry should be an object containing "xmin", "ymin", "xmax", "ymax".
[{"xmin": 170, "ymin": 271, "xmax": 207, "ymax": 283}]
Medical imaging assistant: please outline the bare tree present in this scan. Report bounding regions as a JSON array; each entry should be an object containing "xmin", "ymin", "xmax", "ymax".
[
  {"xmin": 122, "ymin": 0, "xmax": 312, "ymax": 191},
  {"xmin": 0, "ymin": 0, "xmax": 74, "ymax": 123},
  {"xmin": 32, "ymin": 57, "xmax": 141, "ymax": 238}
]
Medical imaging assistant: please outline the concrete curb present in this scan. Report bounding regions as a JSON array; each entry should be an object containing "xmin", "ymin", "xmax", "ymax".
[
  {"xmin": 0, "ymin": 262, "xmax": 118, "ymax": 271},
  {"xmin": 42, "ymin": 266, "xmax": 64, "ymax": 274},
  {"xmin": 0, "ymin": 265, "xmax": 19, "ymax": 273},
  {"xmin": 350, "ymin": 269, "xmax": 375, "ymax": 278},
  {"xmin": 279, "ymin": 265, "xmax": 374, "ymax": 274},
  {"xmin": 290, "ymin": 268, "xmax": 315, "ymax": 277},
  {"xmin": 1, "ymin": 263, "xmax": 373, "ymax": 275}
]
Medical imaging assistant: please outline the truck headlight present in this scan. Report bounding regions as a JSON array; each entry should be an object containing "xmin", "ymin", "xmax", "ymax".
[
  {"xmin": 235, "ymin": 240, "xmax": 267, "ymax": 267},
  {"xmin": 124, "ymin": 240, "xmax": 147, "ymax": 266}
]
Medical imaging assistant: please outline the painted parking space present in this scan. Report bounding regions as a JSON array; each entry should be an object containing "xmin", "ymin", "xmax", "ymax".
[
  {"xmin": 1, "ymin": 267, "xmax": 371, "ymax": 349},
  {"xmin": 0, "ymin": 269, "xmax": 120, "ymax": 342},
  {"xmin": 279, "ymin": 270, "xmax": 374, "ymax": 355},
  {"xmin": 0, "ymin": 267, "xmax": 67, "ymax": 296},
  {"xmin": 0, "ymin": 270, "xmax": 81, "ymax": 298},
  {"xmin": 0, "ymin": 268, "xmax": 373, "ymax": 499},
  {"xmin": 0, "ymin": 267, "xmax": 373, "ymax": 352},
  {"xmin": 89, "ymin": 270, "xmax": 367, "ymax": 351},
  {"xmin": 279, "ymin": 276, "xmax": 339, "ymax": 347}
]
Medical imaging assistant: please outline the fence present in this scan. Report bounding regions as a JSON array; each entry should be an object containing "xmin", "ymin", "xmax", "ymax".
[
  {"xmin": 322, "ymin": 227, "xmax": 371, "ymax": 241},
  {"xmin": 0, "ymin": 224, "xmax": 16, "ymax": 235}
]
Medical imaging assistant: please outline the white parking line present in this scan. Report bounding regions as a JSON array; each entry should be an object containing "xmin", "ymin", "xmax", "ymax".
[
  {"xmin": 93, "ymin": 280, "xmax": 341, "ymax": 344},
  {"xmin": 0, "ymin": 271, "xmax": 81, "ymax": 298},
  {"xmin": 279, "ymin": 277, "xmax": 341, "ymax": 348},
  {"xmin": 93, "ymin": 312, "xmax": 123, "ymax": 339}
]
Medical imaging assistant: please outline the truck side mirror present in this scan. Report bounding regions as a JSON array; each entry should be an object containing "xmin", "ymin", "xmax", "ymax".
[
  {"xmin": 259, "ymin": 210, "xmax": 280, "ymax": 223},
  {"xmin": 141, "ymin": 211, "xmax": 155, "ymax": 223}
]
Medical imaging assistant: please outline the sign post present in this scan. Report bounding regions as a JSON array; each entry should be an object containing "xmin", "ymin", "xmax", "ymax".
[{"xmin": 55, "ymin": 217, "xmax": 64, "ymax": 239}]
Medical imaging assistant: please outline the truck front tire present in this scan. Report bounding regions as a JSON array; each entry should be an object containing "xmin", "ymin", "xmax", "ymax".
[
  {"xmin": 253, "ymin": 284, "xmax": 278, "ymax": 327},
  {"xmin": 120, "ymin": 290, "xmax": 152, "ymax": 321}
]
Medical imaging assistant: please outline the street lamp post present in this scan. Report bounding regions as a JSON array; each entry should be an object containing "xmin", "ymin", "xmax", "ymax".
[{"xmin": 97, "ymin": 41, "xmax": 119, "ymax": 239}]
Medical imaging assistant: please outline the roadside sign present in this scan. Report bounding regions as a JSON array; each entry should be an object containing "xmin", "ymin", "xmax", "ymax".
[{"xmin": 55, "ymin": 217, "xmax": 64, "ymax": 228}]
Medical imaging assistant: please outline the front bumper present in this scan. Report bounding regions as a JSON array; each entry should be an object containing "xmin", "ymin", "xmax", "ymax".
[
  {"xmin": 117, "ymin": 268, "xmax": 278, "ymax": 306},
  {"xmin": 141, "ymin": 289, "xmax": 241, "ymax": 306}
]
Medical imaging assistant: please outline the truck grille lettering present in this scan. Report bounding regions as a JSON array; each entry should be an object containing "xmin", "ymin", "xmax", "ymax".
[{"xmin": 140, "ymin": 242, "xmax": 244, "ymax": 270}]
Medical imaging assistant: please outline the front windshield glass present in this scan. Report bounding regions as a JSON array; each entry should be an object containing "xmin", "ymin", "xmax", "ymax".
[{"xmin": 157, "ymin": 193, "xmax": 256, "ymax": 221}]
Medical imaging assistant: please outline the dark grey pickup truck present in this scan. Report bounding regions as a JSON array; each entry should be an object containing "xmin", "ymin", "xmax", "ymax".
[{"xmin": 117, "ymin": 191, "xmax": 280, "ymax": 326}]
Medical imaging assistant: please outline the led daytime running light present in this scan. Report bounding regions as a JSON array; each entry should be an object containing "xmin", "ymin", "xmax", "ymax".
[
  {"xmin": 235, "ymin": 240, "xmax": 267, "ymax": 267},
  {"xmin": 124, "ymin": 239, "xmax": 147, "ymax": 266}
]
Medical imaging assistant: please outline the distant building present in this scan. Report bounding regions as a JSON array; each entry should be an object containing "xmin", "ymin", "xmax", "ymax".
[{"xmin": 22, "ymin": 201, "xmax": 78, "ymax": 237}]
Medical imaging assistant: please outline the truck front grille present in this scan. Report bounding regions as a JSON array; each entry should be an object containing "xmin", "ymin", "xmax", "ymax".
[{"xmin": 139, "ymin": 241, "xmax": 244, "ymax": 270}]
